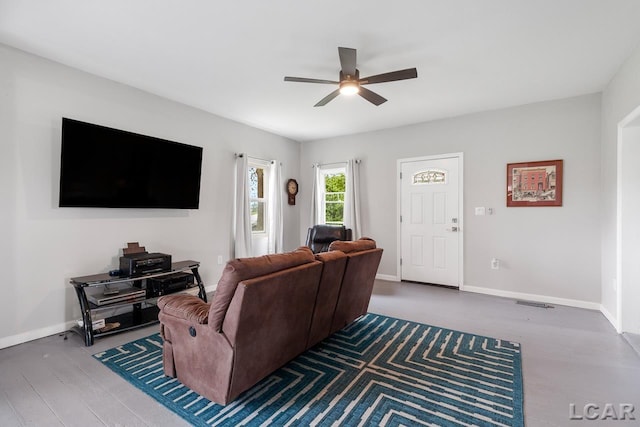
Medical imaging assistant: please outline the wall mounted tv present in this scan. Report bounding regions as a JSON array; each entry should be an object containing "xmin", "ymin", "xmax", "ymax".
[{"xmin": 59, "ymin": 118, "xmax": 203, "ymax": 209}]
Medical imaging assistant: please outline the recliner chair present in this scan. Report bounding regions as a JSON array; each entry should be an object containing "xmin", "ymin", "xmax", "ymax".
[{"xmin": 305, "ymin": 224, "xmax": 352, "ymax": 253}]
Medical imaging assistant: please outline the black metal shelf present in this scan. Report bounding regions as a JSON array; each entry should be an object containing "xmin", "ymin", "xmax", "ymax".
[
  {"xmin": 70, "ymin": 261, "xmax": 206, "ymax": 346},
  {"xmin": 88, "ymin": 297, "xmax": 149, "ymax": 311}
]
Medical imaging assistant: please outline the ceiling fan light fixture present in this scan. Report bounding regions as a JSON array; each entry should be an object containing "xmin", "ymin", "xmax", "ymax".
[{"xmin": 339, "ymin": 81, "xmax": 359, "ymax": 96}]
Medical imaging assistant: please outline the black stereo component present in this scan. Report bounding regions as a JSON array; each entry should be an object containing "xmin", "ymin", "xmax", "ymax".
[
  {"xmin": 146, "ymin": 272, "xmax": 194, "ymax": 297},
  {"xmin": 119, "ymin": 252, "xmax": 172, "ymax": 276}
]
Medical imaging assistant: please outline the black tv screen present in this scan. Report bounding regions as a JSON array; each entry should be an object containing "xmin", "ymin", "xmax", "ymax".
[{"xmin": 59, "ymin": 118, "xmax": 203, "ymax": 209}]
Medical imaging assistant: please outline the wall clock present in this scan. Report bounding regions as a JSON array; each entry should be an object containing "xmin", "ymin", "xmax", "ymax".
[{"xmin": 286, "ymin": 179, "xmax": 298, "ymax": 205}]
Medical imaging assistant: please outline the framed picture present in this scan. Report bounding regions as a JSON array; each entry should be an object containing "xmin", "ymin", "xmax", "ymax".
[{"xmin": 507, "ymin": 159, "xmax": 563, "ymax": 207}]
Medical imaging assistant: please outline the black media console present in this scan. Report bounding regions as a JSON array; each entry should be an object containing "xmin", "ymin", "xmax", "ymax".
[{"xmin": 70, "ymin": 260, "xmax": 206, "ymax": 346}]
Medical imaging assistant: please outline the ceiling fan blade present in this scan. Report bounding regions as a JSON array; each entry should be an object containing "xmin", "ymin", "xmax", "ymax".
[
  {"xmin": 358, "ymin": 87, "xmax": 387, "ymax": 106},
  {"xmin": 338, "ymin": 47, "xmax": 357, "ymax": 77},
  {"xmin": 314, "ymin": 89, "xmax": 341, "ymax": 107},
  {"xmin": 284, "ymin": 76, "xmax": 339, "ymax": 84},
  {"xmin": 360, "ymin": 68, "xmax": 418, "ymax": 85}
]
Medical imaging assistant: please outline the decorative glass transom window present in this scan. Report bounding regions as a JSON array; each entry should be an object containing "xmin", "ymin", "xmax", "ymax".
[{"xmin": 413, "ymin": 169, "xmax": 447, "ymax": 185}]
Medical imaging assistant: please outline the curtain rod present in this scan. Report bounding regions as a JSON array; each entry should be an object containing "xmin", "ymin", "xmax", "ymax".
[
  {"xmin": 235, "ymin": 153, "xmax": 276, "ymax": 164},
  {"xmin": 312, "ymin": 159, "xmax": 361, "ymax": 168}
]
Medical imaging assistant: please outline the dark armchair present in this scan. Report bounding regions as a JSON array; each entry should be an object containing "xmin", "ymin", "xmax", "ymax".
[{"xmin": 305, "ymin": 224, "xmax": 352, "ymax": 254}]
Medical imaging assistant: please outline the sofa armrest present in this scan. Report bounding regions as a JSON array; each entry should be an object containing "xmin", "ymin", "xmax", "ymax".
[{"xmin": 158, "ymin": 294, "xmax": 210, "ymax": 324}]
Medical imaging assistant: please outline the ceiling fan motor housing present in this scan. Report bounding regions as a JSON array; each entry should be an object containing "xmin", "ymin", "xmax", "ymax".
[{"xmin": 339, "ymin": 69, "xmax": 360, "ymax": 83}]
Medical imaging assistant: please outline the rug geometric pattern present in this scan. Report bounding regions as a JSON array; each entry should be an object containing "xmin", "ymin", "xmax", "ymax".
[{"xmin": 94, "ymin": 313, "xmax": 524, "ymax": 426}]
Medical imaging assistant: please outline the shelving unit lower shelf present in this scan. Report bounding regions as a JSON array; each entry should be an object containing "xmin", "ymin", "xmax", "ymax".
[
  {"xmin": 70, "ymin": 260, "xmax": 205, "ymax": 346},
  {"xmin": 75, "ymin": 304, "xmax": 161, "ymax": 339}
]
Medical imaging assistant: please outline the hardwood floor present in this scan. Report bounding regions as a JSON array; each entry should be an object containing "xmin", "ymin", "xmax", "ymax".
[
  {"xmin": 624, "ymin": 333, "xmax": 640, "ymax": 356},
  {"xmin": 0, "ymin": 280, "xmax": 638, "ymax": 426}
]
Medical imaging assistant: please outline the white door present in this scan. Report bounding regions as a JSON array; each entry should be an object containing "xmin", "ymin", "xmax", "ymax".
[{"xmin": 400, "ymin": 156, "xmax": 461, "ymax": 286}]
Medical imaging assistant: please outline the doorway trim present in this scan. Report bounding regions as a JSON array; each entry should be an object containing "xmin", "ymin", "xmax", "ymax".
[
  {"xmin": 616, "ymin": 104, "xmax": 640, "ymax": 334},
  {"xmin": 396, "ymin": 152, "xmax": 464, "ymax": 289}
]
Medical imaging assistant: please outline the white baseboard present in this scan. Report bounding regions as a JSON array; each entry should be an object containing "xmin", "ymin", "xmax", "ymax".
[
  {"xmin": 599, "ymin": 304, "xmax": 620, "ymax": 333},
  {"xmin": 463, "ymin": 286, "xmax": 601, "ymax": 311},
  {"xmin": 376, "ymin": 274, "xmax": 400, "ymax": 282},
  {"xmin": 0, "ymin": 320, "xmax": 75, "ymax": 350},
  {"xmin": 1, "ymin": 287, "xmax": 219, "ymax": 350}
]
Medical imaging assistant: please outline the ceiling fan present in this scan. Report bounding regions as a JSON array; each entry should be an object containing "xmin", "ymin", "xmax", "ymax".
[{"xmin": 284, "ymin": 47, "xmax": 418, "ymax": 107}]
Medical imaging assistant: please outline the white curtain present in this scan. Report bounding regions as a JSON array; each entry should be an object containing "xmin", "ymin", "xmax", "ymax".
[
  {"xmin": 344, "ymin": 159, "xmax": 362, "ymax": 239},
  {"xmin": 268, "ymin": 160, "xmax": 283, "ymax": 253},
  {"xmin": 309, "ymin": 164, "xmax": 321, "ymax": 226},
  {"xmin": 233, "ymin": 155, "xmax": 252, "ymax": 258}
]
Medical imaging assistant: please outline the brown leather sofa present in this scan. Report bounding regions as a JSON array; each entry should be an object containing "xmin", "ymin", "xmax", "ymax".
[{"xmin": 157, "ymin": 239, "xmax": 383, "ymax": 405}]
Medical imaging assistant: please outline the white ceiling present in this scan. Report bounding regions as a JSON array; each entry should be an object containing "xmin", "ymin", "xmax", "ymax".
[{"xmin": 2, "ymin": 1, "xmax": 640, "ymax": 142}]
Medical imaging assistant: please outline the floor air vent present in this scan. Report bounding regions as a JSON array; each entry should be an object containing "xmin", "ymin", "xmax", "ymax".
[{"xmin": 516, "ymin": 300, "xmax": 554, "ymax": 309}]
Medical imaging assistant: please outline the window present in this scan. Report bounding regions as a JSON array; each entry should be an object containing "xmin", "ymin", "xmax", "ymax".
[
  {"xmin": 320, "ymin": 167, "xmax": 346, "ymax": 225},
  {"xmin": 248, "ymin": 161, "xmax": 270, "ymax": 233},
  {"xmin": 412, "ymin": 169, "xmax": 446, "ymax": 185}
]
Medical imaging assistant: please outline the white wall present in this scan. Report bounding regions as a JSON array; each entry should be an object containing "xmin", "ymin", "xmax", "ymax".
[
  {"xmin": 600, "ymin": 43, "xmax": 640, "ymax": 326},
  {"xmin": 0, "ymin": 44, "xmax": 301, "ymax": 348},
  {"xmin": 300, "ymin": 94, "xmax": 602, "ymax": 305}
]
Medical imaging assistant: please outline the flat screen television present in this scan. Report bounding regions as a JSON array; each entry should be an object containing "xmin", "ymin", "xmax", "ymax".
[{"xmin": 59, "ymin": 118, "xmax": 203, "ymax": 209}]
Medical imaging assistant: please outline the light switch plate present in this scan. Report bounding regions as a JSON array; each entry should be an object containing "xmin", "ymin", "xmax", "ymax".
[{"xmin": 475, "ymin": 207, "xmax": 486, "ymax": 216}]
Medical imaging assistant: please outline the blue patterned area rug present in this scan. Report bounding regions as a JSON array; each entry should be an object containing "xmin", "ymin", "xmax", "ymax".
[{"xmin": 94, "ymin": 313, "xmax": 524, "ymax": 426}]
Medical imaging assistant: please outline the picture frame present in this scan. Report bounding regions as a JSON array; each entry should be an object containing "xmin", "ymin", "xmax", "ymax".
[{"xmin": 506, "ymin": 159, "xmax": 563, "ymax": 207}]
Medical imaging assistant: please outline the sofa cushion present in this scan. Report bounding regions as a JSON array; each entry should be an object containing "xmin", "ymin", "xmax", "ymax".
[
  {"xmin": 329, "ymin": 237, "xmax": 376, "ymax": 253},
  {"xmin": 158, "ymin": 294, "xmax": 210, "ymax": 324},
  {"xmin": 209, "ymin": 247, "xmax": 315, "ymax": 331}
]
